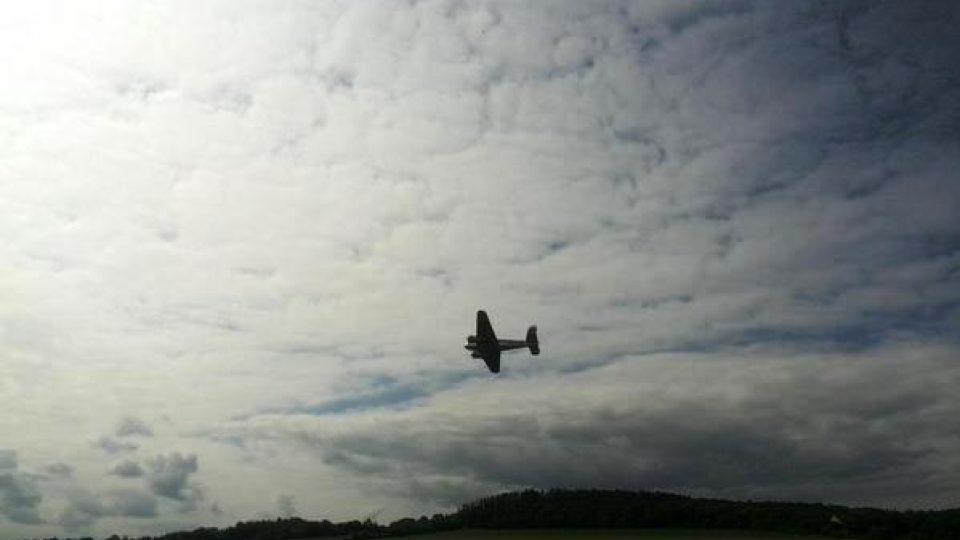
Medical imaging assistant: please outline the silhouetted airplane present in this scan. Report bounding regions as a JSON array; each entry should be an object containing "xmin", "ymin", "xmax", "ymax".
[{"xmin": 465, "ymin": 310, "xmax": 539, "ymax": 373}]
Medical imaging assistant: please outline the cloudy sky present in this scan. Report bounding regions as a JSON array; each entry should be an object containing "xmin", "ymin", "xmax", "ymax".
[{"xmin": 2, "ymin": 0, "xmax": 959, "ymax": 537}]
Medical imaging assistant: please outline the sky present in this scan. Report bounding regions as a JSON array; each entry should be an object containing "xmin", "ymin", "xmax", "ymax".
[{"xmin": 1, "ymin": 0, "xmax": 959, "ymax": 537}]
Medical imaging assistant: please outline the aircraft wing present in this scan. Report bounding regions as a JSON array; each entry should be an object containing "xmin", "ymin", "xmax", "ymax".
[
  {"xmin": 481, "ymin": 349, "xmax": 501, "ymax": 373},
  {"xmin": 476, "ymin": 310, "xmax": 497, "ymax": 342}
]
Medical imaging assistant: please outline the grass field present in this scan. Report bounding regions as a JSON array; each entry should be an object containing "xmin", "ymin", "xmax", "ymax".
[{"xmin": 377, "ymin": 530, "xmax": 837, "ymax": 540}]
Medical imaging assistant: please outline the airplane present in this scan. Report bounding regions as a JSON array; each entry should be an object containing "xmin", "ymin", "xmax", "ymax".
[{"xmin": 465, "ymin": 310, "xmax": 539, "ymax": 373}]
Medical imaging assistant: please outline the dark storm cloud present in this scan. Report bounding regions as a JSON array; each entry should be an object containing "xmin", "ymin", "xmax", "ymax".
[
  {"xmin": 0, "ymin": 451, "xmax": 44, "ymax": 524},
  {"xmin": 146, "ymin": 453, "xmax": 202, "ymax": 505},
  {"xmin": 0, "ymin": 472, "xmax": 44, "ymax": 525},
  {"xmin": 58, "ymin": 489, "xmax": 158, "ymax": 529},
  {"xmin": 116, "ymin": 417, "xmax": 154, "ymax": 438},
  {"xmin": 111, "ymin": 460, "xmax": 145, "ymax": 478},
  {"xmin": 275, "ymin": 345, "xmax": 959, "ymax": 509}
]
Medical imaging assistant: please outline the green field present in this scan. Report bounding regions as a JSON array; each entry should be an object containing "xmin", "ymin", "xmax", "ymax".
[{"xmin": 350, "ymin": 530, "xmax": 836, "ymax": 540}]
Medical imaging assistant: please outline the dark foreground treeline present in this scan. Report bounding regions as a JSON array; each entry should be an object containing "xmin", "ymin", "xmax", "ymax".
[
  {"xmin": 455, "ymin": 489, "xmax": 960, "ymax": 539},
  {"xmin": 32, "ymin": 489, "xmax": 960, "ymax": 540}
]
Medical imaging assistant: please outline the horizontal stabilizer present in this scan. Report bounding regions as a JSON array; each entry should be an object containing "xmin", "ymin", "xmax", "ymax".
[{"xmin": 527, "ymin": 325, "xmax": 539, "ymax": 355}]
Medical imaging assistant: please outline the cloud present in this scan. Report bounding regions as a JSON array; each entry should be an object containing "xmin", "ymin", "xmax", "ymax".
[
  {"xmin": 0, "ymin": 450, "xmax": 16, "ymax": 470},
  {"xmin": 0, "ymin": 0, "xmax": 957, "ymax": 537},
  {"xmin": 58, "ymin": 488, "xmax": 158, "ymax": 529},
  {"xmin": 94, "ymin": 436, "xmax": 139, "ymax": 455},
  {"xmin": 0, "ymin": 465, "xmax": 44, "ymax": 525},
  {"xmin": 225, "ymin": 342, "xmax": 960, "ymax": 509},
  {"xmin": 58, "ymin": 490, "xmax": 109, "ymax": 529},
  {"xmin": 111, "ymin": 460, "xmax": 145, "ymax": 478},
  {"xmin": 45, "ymin": 463, "xmax": 74, "ymax": 479},
  {"xmin": 112, "ymin": 489, "xmax": 159, "ymax": 518},
  {"xmin": 146, "ymin": 453, "xmax": 202, "ymax": 505},
  {"xmin": 116, "ymin": 417, "xmax": 154, "ymax": 438}
]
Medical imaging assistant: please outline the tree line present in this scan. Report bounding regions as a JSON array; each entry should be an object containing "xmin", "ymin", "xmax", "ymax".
[
  {"xmin": 25, "ymin": 488, "xmax": 960, "ymax": 540},
  {"xmin": 455, "ymin": 489, "xmax": 960, "ymax": 539}
]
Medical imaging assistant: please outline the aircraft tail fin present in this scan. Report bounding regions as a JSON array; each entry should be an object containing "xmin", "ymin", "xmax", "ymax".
[{"xmin": 527, "ymin": 325, "xmax": 539, "ymax": 355}]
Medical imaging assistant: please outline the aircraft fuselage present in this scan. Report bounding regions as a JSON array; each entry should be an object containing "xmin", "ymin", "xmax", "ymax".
[{"xmin": 464, "ymin": 338, "xmax": 528, "ymax": 353}]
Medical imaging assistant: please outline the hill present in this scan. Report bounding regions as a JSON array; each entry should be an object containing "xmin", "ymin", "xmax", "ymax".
[
  {"xmin": 61, "ymin": 489, "xmax": 960, "ymax": 540},
  {"xmin": 453, "ymin": 489, "xmax": 960, "ymax": 539}
]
